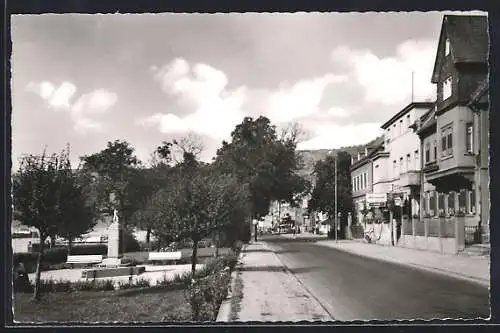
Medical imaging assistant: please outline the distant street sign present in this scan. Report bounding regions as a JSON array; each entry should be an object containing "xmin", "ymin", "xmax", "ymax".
[
  {"xmin": 366, "ymin": 193, "xmax": 387, "ymax": 205},
  {"xmin": 394, "ymin": 197, "xmax": 402, "ymax": 206},
  {"xmin": 368, "ymin": 202, "xmax": 385, "ymax": 208}
]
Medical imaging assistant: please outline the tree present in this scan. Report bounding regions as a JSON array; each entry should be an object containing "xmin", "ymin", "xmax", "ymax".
[
  {"xmin": 138, "ymin": 162, "xmax": 249, "ymax": 276},
  {"xmin": 80, "ymin": 140, "xmax": 141, "ymax": 251},
  {"xmin": 214, "ymin": 116, "xmax": 308, "ymax": 225},
  {"xmin": 13, "ymin": 147, "xmax": 93, "ymax": 300},
  {"xmin": 308, "ymin": 151, "xmax": 353, "ymax": 235},
  {"xmin": 57, "ymin": 167, "xmax": 97, "ymax": 254}
]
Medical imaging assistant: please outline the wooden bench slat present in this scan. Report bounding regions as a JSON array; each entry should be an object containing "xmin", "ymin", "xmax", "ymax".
[
  {"xmin": 148, "ymin": 252, "xmax": 182, "ymax": 261},
  {"xmin": 66, "ymin": 255, "xmax": 103, "ymax": 264}
]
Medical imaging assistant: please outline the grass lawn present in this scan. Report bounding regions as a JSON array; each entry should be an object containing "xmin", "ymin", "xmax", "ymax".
[{"xmin": 13, "ymin": 287, "xmax": 192, "ymax": 322}]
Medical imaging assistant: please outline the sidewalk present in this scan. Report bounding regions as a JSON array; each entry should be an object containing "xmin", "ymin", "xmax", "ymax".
[
  {"xmin": 315, "ymin": 239, "xmax": 490, "ymax": 287},
  {"xmin": 222, "ymin": 241, "xmax": 332, "ymax": 322}
]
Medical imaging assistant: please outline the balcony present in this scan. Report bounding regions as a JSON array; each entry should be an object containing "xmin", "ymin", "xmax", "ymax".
[{"xmin": 399, "ymin": 170, "xmax": 421, "ymax": 187}]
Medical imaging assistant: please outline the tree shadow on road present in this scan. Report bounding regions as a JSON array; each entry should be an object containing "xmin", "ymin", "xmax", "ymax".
[
  {"xmin": 243, "ymin": 249, "xmax": 273, "ymax": 253},
  {"xmin": 237, "ymin": 265, "xmax": 287, "ymax": 273}
]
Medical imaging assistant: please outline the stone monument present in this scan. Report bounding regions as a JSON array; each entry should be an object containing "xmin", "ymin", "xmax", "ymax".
[{"xmin": 102, "ymin": 197, "xmax": 122, "ymax": 267}]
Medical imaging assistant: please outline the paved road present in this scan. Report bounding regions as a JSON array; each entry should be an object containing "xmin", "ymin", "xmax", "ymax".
[{"xmin": 262, "ymin": 235, "xmax": 489, "ymax": 321}]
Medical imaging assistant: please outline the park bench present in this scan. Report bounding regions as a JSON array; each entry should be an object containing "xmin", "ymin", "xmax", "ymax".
[
  {"xmin": 66, "ymin": 255, "xmax": 103, "ymax": 268},
  {"xmin": 148, "ymin": 251, "xmax": 182, "ymax": 265}
]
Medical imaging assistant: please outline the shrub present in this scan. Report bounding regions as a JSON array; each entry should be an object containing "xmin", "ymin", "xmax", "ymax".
[
  {"xmin": 118, "ymin": 277, "xmax": 151, "ymax": 290},
  {"xmin": 231, "ymin": 240, "xmax": 243, "ymax": 254},
  {"xmin": 73, "ymin": 279, "xmax": 115, "ymax": 291},
  {"xmin": 185, "ymin": 269, "xmax": 231, "ymax": 321}
]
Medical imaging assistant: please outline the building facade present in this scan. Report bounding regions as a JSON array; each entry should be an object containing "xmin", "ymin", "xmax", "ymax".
[
  {"xmin": 381, "ymin": 102, "xmax": 435, "ymax": 217},
  {"xmin": 351, "ymin": 146, "xmax": 381, "ymax": 224},
  {"xmin": 413, "ymin": 15, "xmax": 489, "ymax": 243}
]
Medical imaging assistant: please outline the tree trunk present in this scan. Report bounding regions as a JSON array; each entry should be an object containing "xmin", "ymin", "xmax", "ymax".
[
  {"xmin": 67, "ymin": 238, "xmax": 73, "ymax": 255},
  {"xmin": 33, "ymin": 234, "xmax": 46, "ymax": 301},
  {"xmin": 146, "ymin": 227, "xmax": 151, "ymax": 244},
  {"xmin": 191, "ymin": 238, "xmax": 199, "ymax": 277},
  {"xmin": 215, "ymin": 233, "xmax": 219, "ymax": 258}
]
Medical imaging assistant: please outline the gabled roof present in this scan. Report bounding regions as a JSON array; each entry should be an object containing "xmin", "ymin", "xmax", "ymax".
[
  {"xmin": 380, "ymin": 102, "xmax": 435, "ymax": 129},
  {"xmin": 415, "ymin": 105, "xmax": 437, "ymax": 136},
  {"xmin": 350, "ymin": 142, "xmax": 385, "ymax": 171},
  {"xmin": 431, "ymin": 15, "xmax": 489, "ymax": 83}
]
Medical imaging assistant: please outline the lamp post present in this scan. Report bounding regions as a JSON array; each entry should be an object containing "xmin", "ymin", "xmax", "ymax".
[{"xmin": 334, "ymin": 155, "xmax": 338, "ymax": 243}]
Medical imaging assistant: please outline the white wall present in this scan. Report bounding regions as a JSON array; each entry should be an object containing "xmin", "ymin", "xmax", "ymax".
[{"xmin": 384, "ymin": 107, "xmax": 428, "ymax": 184}]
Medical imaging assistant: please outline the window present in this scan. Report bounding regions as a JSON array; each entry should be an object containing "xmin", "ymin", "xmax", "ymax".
[
  {"xmin": 443, "ymin": 76, "xmax": 452, "ymax": 100},
  {"xmin": 363, "ymin": 173, "xmax": 367, "ymax": 189},
  {"xmin": 352, "ymin": 177, "xmax": 355, "ymax": 191},
  {"xmin": 448, "ymin": 192, "xmax": 456, "ymax": 216},
  {"xmin": 406, "ymin": 154, "xmax": 411, "ymax": 171},
  {"xmin": 469, "ymin": 190, "xmax": 476, "ymax": 214},
  {"xmin": 425, "ymin": 143, "xmax": 430, "ymax": 163},
  {"xmin": 429, "ymin": 192, "xmax": 436, "ymax": 216},
  {"xmin": 406, "ymin": 114, "xmax": 411, "ymax": 128},
  {"xmin": 399, "ymin": 119, "xmax": 403, "ymax": 134},
  {"xmin": 445, "ymin": 38, "xmax": 450, "ymax": 56},
  {"xmin": 438, "ymin": 193, "xmax": 445, "ymax": 216},
  {"xmin": 393, "ymin": 123, "xmax": 397, "ymax": 136},
  {"xmin": 441, "ymin": 125, "xmax": 453, "ymax": 157},
  {"xmin": 466, "ymin": 123, "xmax": 474, "ymax": 153},
  {"xmin": 399, "ymin": 157, "xmax": 404, "ymax": 174},
  {"xmin": 414, "ymin": 150, "xmax": 420, "ymax": 170},
  {"xmin": 458, "ymin": 189, "xmax": 467, "ymax": 214},
  {"xmin": 433, "ymin": 140, "xmax": 437, "ymax": 161}
]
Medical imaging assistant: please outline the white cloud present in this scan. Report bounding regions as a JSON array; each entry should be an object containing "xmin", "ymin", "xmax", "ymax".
[
  {"xmin": 298, "ymin": 122, "xmax": 383, "ymax": 150},
  {"xmin": 331, "ymin": 39, "xmax": 436, "ymax": 106},
  {"xmin": 72, "ymin": 89, "xmax": 118, "ymax": 115},
  {"xmin": 326, "ymin": 107, "xmax": 349, "ymax": 118},
  {"xmin": 26, "ymin": 81, "xmax": 118, "ymax": 134},
  {"xmin": 144, "ymin": 58, "xmax": 246, "ymax": 140},
  {"xmin": 266, "ymin": 74, "xmax": 348, "ymax": 123},
  {"xmin": 26, "ymin": 81, "xmax": 77, "ymax": 109},
  {"xmin": 69, "ymin": 89, "xmax": 118, "ymax": 133}
]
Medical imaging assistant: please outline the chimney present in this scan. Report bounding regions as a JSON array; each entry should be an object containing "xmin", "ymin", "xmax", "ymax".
[
  {"xmin": 357, "ymin": 152, "xmax": 361, "ymax": 161},
  {"xmin": 365, "ymin": 147, "xmax": 368, "ymax": 156}
]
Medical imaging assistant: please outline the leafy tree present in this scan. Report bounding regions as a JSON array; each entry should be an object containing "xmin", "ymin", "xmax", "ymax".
[
  {"xmin": 139, "ymin": 163, "xmax": 249, "ymax": 276},
  {"xmin": 80, "ymin": 140, "xmax": 142, "ymax": 252},
  {"xmin": 214, "ymin": 116, "xmax": 308, "ymax": 224},
  {"xmin": 57, "ymin": 167, "xmax": 97, "ymax": 253},
  {"xmin": 308, "ymin": 151, "xmax": 353, "ymax": 233},
  {"xmin": 79, "ymin": 140, "xmax": 141, "ymax": 220},
  {"xmin": 13, "ymin": 147, "xmax": 93, "ymax": 300}
]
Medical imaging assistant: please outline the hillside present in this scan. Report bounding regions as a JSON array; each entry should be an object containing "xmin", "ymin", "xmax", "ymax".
[{"xmin": 297, "ymin": 136, "xmax": 383, "ymax": 178}]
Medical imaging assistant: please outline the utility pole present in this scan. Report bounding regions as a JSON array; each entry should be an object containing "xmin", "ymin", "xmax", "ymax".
[
  {"xmin": 411, "ymin": 71, "xmax": 415, "ymax": 103},
  {"xmin": 334, "ymin": 154, "xmax": 338, "ymax": 243}
]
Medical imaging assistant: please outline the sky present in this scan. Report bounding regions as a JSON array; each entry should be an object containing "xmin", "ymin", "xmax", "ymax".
[{"xmin": 10, "ymin": 11, "xmax": 486, "ymax": 170}]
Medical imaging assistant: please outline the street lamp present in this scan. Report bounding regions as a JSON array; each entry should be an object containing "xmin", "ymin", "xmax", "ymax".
[{"xmin": 334, "ymin": 154, "xmax": 338, "ymax": 243}]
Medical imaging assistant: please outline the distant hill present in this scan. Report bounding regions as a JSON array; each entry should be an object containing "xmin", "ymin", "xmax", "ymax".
[{"xmin": 297, "ymin": 136, "xmax": 384, "ymax": 178}]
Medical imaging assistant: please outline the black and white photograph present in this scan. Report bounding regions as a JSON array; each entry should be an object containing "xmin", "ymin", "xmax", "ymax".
[{"xmin": 9, "ymin": 9, "xmax": 491, "ymax": 323}]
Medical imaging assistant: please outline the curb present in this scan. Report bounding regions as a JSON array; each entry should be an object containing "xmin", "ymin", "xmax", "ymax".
[
  {"xmin": 314, "ymin": 241, "xmax": 490, "ymax": 288},
  {"xmin": 216, "ymin": 246, "xmax": 245, "ymax": 322}
]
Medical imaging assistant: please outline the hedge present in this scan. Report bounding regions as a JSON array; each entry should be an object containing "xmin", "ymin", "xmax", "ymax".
[{"xmin": 13, "ymin": 244, "xmax": 108, "ymax": 273}]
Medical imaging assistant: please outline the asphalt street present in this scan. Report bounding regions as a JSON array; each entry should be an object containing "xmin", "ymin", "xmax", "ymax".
[{"xmin": 262, "ymin": 235, "xmax": 489, "ymax": 321}]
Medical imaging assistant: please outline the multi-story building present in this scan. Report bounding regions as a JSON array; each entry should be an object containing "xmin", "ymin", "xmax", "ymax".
[
  {"xmin": 412, "ymin": 15, "xmax": 489, "ymax": 242},
  {"xmin": 351, "ymin": 145, "xmax": 382, "ymax": 224},
  {"xmin": 381, "ymin": 102, "xmax": 435, "ymax": 217}
]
